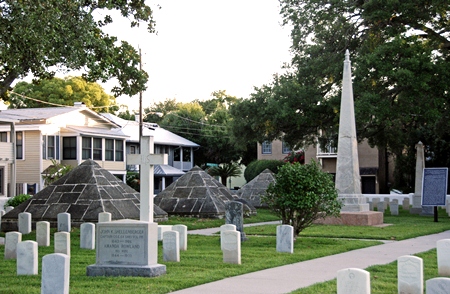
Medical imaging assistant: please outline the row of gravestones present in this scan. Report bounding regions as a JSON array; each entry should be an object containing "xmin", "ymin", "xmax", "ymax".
[
  {"xmin": 367, "ymin": 197, "xmax": 450, "ymax": 216},
  {"xmin": 338, "ymin": 239, "xmax": 450, "ymax": 294}
]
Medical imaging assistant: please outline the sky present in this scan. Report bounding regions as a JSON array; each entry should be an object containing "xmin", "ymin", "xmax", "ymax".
[
  {"xmin": 103, "ymin": 0, "xmax": 293, "ymax": 111},
  {"xmin": 1, "ymin": 0, "xmax": 293, "ymax": 111}
]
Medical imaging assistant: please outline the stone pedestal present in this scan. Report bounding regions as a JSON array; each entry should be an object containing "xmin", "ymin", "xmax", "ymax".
[
  {"xmin": 86, "ymin": 220, "xmax": 165, "ymax": 277},
  {"xmin": 315, "ymin": 211, "xmax": 383, "ymax": 226}
]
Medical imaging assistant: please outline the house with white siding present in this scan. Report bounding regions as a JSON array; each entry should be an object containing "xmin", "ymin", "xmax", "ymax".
[
  {"xmin": 100, "ymin": 113, "xmax": 200, "ymax": 193},
  {"xmin": 0, "ymin": 103, "xmax": 128, "ymax": 198}
]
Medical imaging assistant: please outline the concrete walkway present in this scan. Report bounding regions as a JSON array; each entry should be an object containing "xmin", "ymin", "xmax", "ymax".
[{"xmin": 171, "ymin": 225, "xmax": 450, "ymax": 294}]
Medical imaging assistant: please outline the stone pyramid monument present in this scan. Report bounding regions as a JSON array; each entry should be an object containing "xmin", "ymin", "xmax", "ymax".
[
  {"xmin": 1, "ymin": 160, "xmax": 167, "ymax": 231},
  {"xmin": 237, "ymin": 169, "xmax": 275, "ymax": 208},
  {"xmin": 154, "ymin": 166, "xmax": 238, "ymax": 218}
]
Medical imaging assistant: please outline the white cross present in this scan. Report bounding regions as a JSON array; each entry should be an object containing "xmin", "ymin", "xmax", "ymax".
[{"xmin": 127, "ymin": 135, "xmax": 167, "ymax": 222}]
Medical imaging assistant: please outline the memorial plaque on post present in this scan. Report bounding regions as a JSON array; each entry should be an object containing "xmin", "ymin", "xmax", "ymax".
[
  {"xmin": 422, "ymin": 168, "xmax": 448, "ymax": 206},
  {"xmin": 86, "ymin": 219, "xmax": 166, "ymax": 277}
]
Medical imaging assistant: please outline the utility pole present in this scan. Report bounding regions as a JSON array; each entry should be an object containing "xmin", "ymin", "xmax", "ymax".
[{"xmin": 139, "ymin": 48, "xmax": 143, "ymax": 150}]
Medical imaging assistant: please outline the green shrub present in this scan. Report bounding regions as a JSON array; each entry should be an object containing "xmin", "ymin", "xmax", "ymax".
[
  {"xmin": 5, "ymin": 194, "xmax": 32, "ymax": 207},
  {"xmin": 263, "ymin": 160, "xmax": 342, "ymax": 236},
  {"xmin": 244, "ymin": 160, "xmax": 285, "ymax": 182}
]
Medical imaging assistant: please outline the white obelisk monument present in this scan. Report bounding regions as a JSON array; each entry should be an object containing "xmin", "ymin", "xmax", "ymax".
[
  {"xmin": 410, "ymin": 141, "xmax": 425, "ymax": 214},
  {"xmin": 335, "ymin": 50, "xmax": 369, "ymax": 212}
]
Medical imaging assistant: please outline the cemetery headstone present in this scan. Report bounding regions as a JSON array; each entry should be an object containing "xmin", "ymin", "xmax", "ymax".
[
  {"xmin": 54, "ymin": 232, "xmax": 70, "ymax": 256},
  {"xmin": 276, "ymin": 225, "xmax": 294, "ymax": 254},
  {"xmin": 4, "ymin": 231, "xmax": 22, "ymax": 259},
  {"xmin": 437, "ymin": 239, "xmax": 450, "ymax": 276},
  {"xmin": 0, "ymin": 237, "xmax": 4, "ymax": 245},
  {"xmin": 383, "ymin": 197, "xmax": 390, "ymax": 209},
  {"xmin": 17, "ymin": 240, "xmax": 38, "ymax": 275},
  {"xmin": 368, "ymin": 201, "xmax": 373, "ymax": 211},
  {"xmin": 5, "ymin": 206, "xmax": 14, "ymax": 213},
  {"xmin": 18, "ymin": 212, "xmax": 32, "ymax": 234},
  {"xmin": 222, "ymin": 230, "xmax": 241, "ymax": 264},
  {"xmin": 98, "ymin": 212, "xmax": 112, "ymax": 223},
  {"xmin": 397, "ymin": 255, "xmax": 423, "ymax": 294},
  {"xmin": 337, "ymin": 268, "xmax": 370, "ymax": 294},
  {"xmin": 36, "ymin": 221, "xmax": 50, "ymax": 247},
  {"xmin": 225, "ymin": 201, "xmax": 247, "ymax": 241},
  {"xmin": 172, "ymin": 224, "xmax": 187, "ymax": 251},
  {"xmin": 80, "ymin": 223, "xmax": 95, "ymax": 250},
  {"xmin": 57, "ymin": 212, "xmax": 71, "ymax": 232},
  {"xmin": 41, "ymin": 253, "xmax": 70, "ymax": 294},
  {"xmin": 220, "ymin": 224, "xmax": 236, "ymax": 250},
  {"xmin": 390, "ymin": 202, "xmax": 399, "ymax": 216},
  {"xmin": 402, "ymin": 198, "xmax": 410, "ymax": 210},
  {"xmin": 377, "ymin": 202, "xmax": 385, "ymax": 213},
  {"xmin": 163, "ymin": 230, "xmax": 180, "ymax": 262},
  {"xmin": 86, "ymin": 219, "xmax": 166, "ymax": 277},
  {"xmin": 372, "ymin": 198, "xmax": 380, "ymax": 210},
  {"xmin": 426, "ymin": 277, "xmax": 450, "ymax": 294},
  {"xmin": 158, "ymin": 225, "xmax": 173, "ymax": 241}
]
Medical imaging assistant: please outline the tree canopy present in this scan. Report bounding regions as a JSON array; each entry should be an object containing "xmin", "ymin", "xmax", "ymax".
[
  {"xmin": 0, "ymin": 1, "xmax": 155, "ymax": 99},
  {"xmin": 143, "ymin": 92, "xmax": 257, "ymax": 167},
  {"xmin": 10, "ymin": 76, "xmax": 118, "ymax": 112},
  {"xmin": 230, "ymin": 0, "xmax": 450, "ymax": 191}
]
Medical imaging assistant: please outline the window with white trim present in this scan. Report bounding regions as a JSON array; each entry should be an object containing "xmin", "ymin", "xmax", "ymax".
[
  {"xmin": 261, "ymin": 141, "xmax": 272, "ymax": 154},
  {"xmin": 63, "ymin": 137, "xmax": 77, "ymax": 160},
  {"xmin": 282, "ymin": 141, "xmax": 291, "ymax": 154}
]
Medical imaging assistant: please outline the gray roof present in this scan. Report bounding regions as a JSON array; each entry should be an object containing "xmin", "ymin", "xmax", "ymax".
[
  {"xmin": 1, "ymin": 160, "xmax": 168, "ymax": 231},
  {"xmin": 64, "ymin": 126, "xmax": 128, "ymax": 138},
  {"xmin": 101, "ymin": 113, "xmax": 199, "ymax": 147},
  {"xmin": 237, "ymin": 169, "xmax": 276, "ymax": 208},
  {"xmin": 154, "ymin": 166, "xmax": 235, "ymax": 218},
  {"xmin": 0, "ymin": 106, "xmax": 120, "ymax": 127},
  {"xmin": 154, "ymin": 164, "xmax": 185, "ymax": 177}
]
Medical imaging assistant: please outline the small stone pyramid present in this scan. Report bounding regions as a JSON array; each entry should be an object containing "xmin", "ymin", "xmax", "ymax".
[
  {"xmin": 1, "ymin": 160, "xmax": 167, "ymax": 231},
  {"xmin": 154, "ymin": 166, "xmax": 235, "ymax": 218},
  {"xmin": 237, "ymin": 168, "xmax": 276, "ymax": 207}
]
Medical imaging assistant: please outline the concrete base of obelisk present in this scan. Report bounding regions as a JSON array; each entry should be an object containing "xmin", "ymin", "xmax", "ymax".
[{"xmin": 315, "ymin": 194, "xmax": 383, "ymax": 226}]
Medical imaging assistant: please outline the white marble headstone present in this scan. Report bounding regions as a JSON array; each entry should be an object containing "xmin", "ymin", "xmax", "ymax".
[
  {"xmin": 337, "ymin": 268, "xmax": 370, "ymax": 294},
  {"xmin": 222, "ymin": 230, "xmax": 241, "ymax": 264},
  {"xmin": 17, "ymin": 240, "xmax": 38, "ymax": 275},
  {"xmin": 426, "ymin": 277, "xmax": 450, "ymax": 294},
  {"xmin": 163, "ymin": 230, "xmax": 179, "ymax": 262},
  {"xmin": 437, "ymin": 239, "xmax": 450, "ymax": 276},
  {"xmin": 4, "ymin": 231, "xmax": 22, "ymax": 259},
  {"xmin": 54, "ymin": 232, "xmax": 70, "ymax": 256},
  {"xmin": 220, "ymin": 224, "xmax": 236, "ymax": 250},
  {"xmin": 402, "ymin": 198, "xmax": 410, "ymax": 210},
  {"xmin": 276, "ymin": 225, "xmax": 294, "ymax": 254},
  {"xmin": 18, "ymin": 212, "xmax": 32, "ymax": 234},
  {"xmin": 41, "ymin": 253, "xmax": 70, "ymax": 294},
  {"xmin": 158, "ymin": 225, "xmax": 173, "ymax": 241},
  {"xmin": 98, "ymin": 212, "xmax": 112, "ymax": 223},
  {"xmin": 57, "ymin": 212, "xmax": 71, "ymax": 232},
  {"xmin": 397, "ymin": 255, "xmax": 423, "ymax": 294},
  {"xmin": 36, "ymin": 221, "xmax": 50, "ymax": 247},
  {"xmin": 172, "ymin": 224, "xmax": 187, "ymax": 251},
  {"xmin": 80, "ymin": 222, "xmax": 95, "ymax": 250}
]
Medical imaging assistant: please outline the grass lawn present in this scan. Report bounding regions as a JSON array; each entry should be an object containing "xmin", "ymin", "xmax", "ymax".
[{"xmin": 0, "ymin": 208, "xmax": 449, "ymax": 293}]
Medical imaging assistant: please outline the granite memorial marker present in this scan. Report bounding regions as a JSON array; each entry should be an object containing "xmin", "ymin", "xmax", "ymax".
[
  {"xmin": 86, "ymin": 219, "xmax": 166, "ymax": 277},
  {"xmin": 57, "ymin": 212, "xmax": 71, "ymax": 232},
  {"xmin": 54, "ymin": 232, "xmax": 70, "ymax": 256},
  {"xmin": 426, "ymin": 277, "xmax": 450, "ymax": 294},
  {"xmin": 80, "ymin": 222, "xmax": 95, "ymax": 250},
  {"xmin": 172, "ymin": 224, "xmax": 187, "ymax": 251},
  {"xmin": 225, "ymin": 201, "xmax": 247, "ymax": 241},
  {"xmin": 18, "ymin": 212, "xmax": 31, "ymax": 234}
]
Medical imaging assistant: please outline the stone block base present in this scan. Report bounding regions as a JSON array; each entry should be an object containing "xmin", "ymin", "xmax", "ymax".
[
  {"xmin": 86, "ymin": 264, "xmax": 166, "ymax": 277},
  {"xmin": 314, "ymin": 211, "xmax": 384, "ymax": 226}
]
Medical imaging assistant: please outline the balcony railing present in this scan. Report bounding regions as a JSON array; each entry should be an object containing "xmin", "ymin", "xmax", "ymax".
[{"xmin": 317, "ymin": 145, "xmax": 337, "ymax": 157}]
